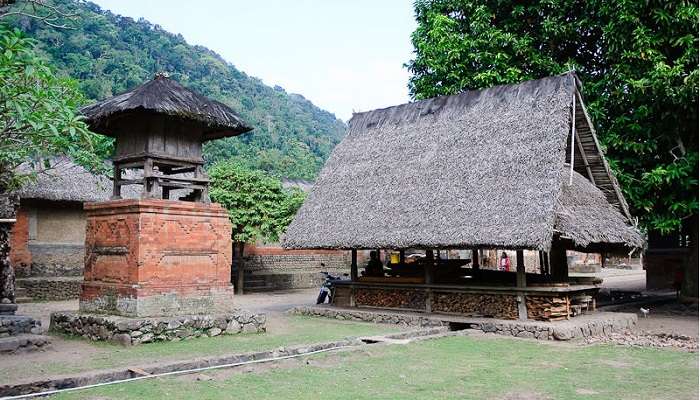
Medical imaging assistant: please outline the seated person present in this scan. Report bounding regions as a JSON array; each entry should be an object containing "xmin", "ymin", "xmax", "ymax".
[{"xmin": 363, "ymin": 250, "xmax": 385, "ymax": 277}]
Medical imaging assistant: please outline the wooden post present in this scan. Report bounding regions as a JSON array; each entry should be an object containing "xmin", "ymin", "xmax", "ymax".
[
  {"xmin": 350, "ymin": 249, "xmax": 358, "ymax": 281},
  {"xmin": 425, "ymin": 249, "xmax": 434, "ymax": 284},
  {"xmin": 516, "ymin": 250, "xmax": 526, "ymax": 288},
  {"xmin": 538, "ymin": 251, "xmax": 546, "ymax": 275},
  {"xmin": 399, "ymin": 249, "xmax": 405, "ymax": 264},
  {"xmin": 471, "ymin": 248, "xmax": 480, "ymax": 270},
  {"xmin": 550, "ymin": 240, "xmax": 569, "ymax": 283},
  {"xmin": 112, "ymin": 164, "xmax": 122, "ymax": 200}
]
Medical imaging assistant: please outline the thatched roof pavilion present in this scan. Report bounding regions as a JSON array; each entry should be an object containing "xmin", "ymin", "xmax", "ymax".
[
  {"xmin": 282, "ymin": 72, "xmax": 643, "ymax": 253},
  {"xmin": 283, "ymin": 72, "xmax": 643, "ymax": 321},
  {"xmin": 81, "ymin": 73, "xmax": 252, "ymax": 141}
]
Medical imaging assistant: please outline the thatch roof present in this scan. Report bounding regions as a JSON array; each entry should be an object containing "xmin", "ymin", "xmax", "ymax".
[
  {"xmin": 282, "ymin": 73, "xmax": 643, "ymax": 252},
  {"xmin": 81, "ymin": 74, "xmax": 252, "ymax": 141},
  {"xmin": 556, "ymin": 168, "xmax": 644, "ymax": 252},
  {"xmin": 14, "ymin": 159, "xmax": 161, "ymax": 203}
]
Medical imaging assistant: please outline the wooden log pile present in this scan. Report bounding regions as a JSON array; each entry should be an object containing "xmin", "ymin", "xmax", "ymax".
[
  {"xmin": 355, "ymin": 288, "xmax": 426, "ymax": 310},
  {"xmin": 526, "ymin": 295, "xmax": 570, "ymax": 321},
  {"xmin": 431, "ymin": 292, "xmax": 518, "ymax": 319}
]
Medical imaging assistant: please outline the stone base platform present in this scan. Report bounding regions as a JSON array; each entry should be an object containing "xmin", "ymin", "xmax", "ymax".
[
  {"xmin": 50, "ymin": 310, "xmax": 266, "ymax": 346},
  {"xmin": 291, "ymin": 305, "xmax": 637, "ymax": 341},
  {"xmin": 0, "ymin": 315, "xmax": 42, "ymax": 337},
  {"xmin": 0, "ymin": 334, "xmax": 51, "ymax": 354}
]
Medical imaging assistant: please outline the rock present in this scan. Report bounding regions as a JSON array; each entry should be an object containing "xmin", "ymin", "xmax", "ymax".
[
  {"xmin": 552, "ymin": 327, "xmax": 573, "ymax": 341},
  {"xmin": 196, "ymin": 374, "xmax": 213, "ymax": 381},
  {"xmin": 112, "ymin": 333, "xmax": 132, "ymax": 346},
  {"xmin": 225, "ymin": 319, "xmax": 241, "ymax": 334},
  {"xmin": 516, "ymin": 331, "xmax": 535, "ymax": 339},
  {"xmin": 130, "ymin": 330, "xmax": 143, "ymax": 338},
  {"xmin": 242, "ymin": 323, "xmax": 258, "ymax": 334},
  {"xmin": 208, "ymin": 328, "xmax": 222, "ymax": 337},
  {"xmin": 482, "ymin": 323, "xmax": 497, "ymax": 333},
  {"xmin": 140, "ymin": 333, "xmax": 154, "ymax": 343}
]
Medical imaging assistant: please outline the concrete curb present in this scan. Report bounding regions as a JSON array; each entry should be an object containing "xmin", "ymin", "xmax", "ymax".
[{"xmin": 0, "ymin": 327, "xmax": 444, "ymax": 397}]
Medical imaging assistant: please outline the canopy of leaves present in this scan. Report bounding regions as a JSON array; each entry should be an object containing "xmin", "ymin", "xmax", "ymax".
[
  {"xmin": 4, "ymin": 0, "xmax": 346, "ymax": 180},
  {"xmin": 209, "ymin": 161, "xmax": 306, "ymax": 243},
  {"xmin": 0, "ymin": 26, "xmax": 110, "ymax": 191},
  {"xmin": 407, "ymin": 0, "xmax": 698, "ymax": 234}
]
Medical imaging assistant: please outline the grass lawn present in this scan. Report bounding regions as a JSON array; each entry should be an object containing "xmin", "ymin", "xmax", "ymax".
[
  {"xmin": 0, "ymin": 315, "xmax": 402, "ymax": 384},
  {"xmin": 53, "ymin": 335, "xmax": 698, "ymax": 400}
]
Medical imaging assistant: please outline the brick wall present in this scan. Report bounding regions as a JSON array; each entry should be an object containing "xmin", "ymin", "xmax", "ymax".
[
  {"xmin": 241, "ymin": 244, "xmax": 350, "ymax": 290},
  {"xmin": 9, "ymin": 206, "xmax": 31, "ymax": 276},
  {"xmin": 81, "ymin": 199, "xmax": 234, "ymax": 317}
]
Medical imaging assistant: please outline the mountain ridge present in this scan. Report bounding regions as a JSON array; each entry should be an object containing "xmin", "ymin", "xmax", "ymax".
[{"xmin": 7, "ymin": 0, "xmax": 347, "ymax": 180}]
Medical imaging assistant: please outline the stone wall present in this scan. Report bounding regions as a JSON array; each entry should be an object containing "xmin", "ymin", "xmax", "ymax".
[
  {"xmin": 16, "ymin": 277, "xmax": 81, "ymax": 301},
  {"xmin": 10, "ymin": 202, "xmax": 86, "ymax": 280},
  {"xmin": 242, "ymin": 244, "xmax": 349, "ymax": 290},
  {"xmin": 0, "ymin": 315, "xmax": 42, "ymax": 337},
  {"xmin": 26, "ymin": 243, "xmax": 84, "ymax": 277},
  {"xmin": 50, "ymin": 310, "xmax": 266, "ymax": 345}
]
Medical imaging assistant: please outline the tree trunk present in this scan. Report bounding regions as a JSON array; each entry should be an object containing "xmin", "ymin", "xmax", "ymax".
[
  {"xmin": 235, "ymin": 242, "xmax": 245, "ymax": 295},
  {"xmin": 0, "ymin": 185, "xmax": 18, "ymax": 312}
]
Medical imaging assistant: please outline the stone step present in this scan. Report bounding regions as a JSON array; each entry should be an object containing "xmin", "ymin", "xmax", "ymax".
[
  {"xmin": 14, "ymin": 296, "xmax": 33, "ymax": 304},
  {"xmin": 0, "ymin": 334, "xmax": 51, "ymax": 354}
]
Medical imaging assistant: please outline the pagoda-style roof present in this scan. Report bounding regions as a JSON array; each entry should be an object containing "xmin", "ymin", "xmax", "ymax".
[
  {"xmin": 81, "ymin": 74, "xmax": 252, "ymax": 141},
  {"xmin": 282, "ymin": 73, "xmax": 644, "ymax": 253}
]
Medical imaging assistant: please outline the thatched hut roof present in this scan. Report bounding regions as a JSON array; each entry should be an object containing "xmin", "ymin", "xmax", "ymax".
[
  {"xmin": 16, "ymin": 159, "xmax": 144, "ymax": 203},
  {"xmin": 282, "ymin": 73, "xmax": 643, "ymax": 252},
  {"xmin": 556, "ymin": 168, "xmax": 644, "ymax": 252},
  {"xmin": 80, "ymin": 74, "xmax": 252, "ymax": 141}
]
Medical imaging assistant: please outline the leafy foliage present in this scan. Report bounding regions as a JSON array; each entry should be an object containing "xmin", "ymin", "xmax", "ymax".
[
  {"xmin": 4, "ymin": 0, "xmax": 346, "ymax": 180},
  {"xmin": 209, "ymin": 161, "xmax": 307, "ymax": 243},
  {"xmin": 0, "ymin": 26, "xmax": 110, "ymax": 191},
  {"xmin": 407, "ymin": 0, "xmax": 698, "ymax": 233}
]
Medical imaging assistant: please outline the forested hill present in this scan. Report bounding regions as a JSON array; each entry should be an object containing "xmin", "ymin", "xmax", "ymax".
[{"xmin": 7, "ymin": 1, "xmax": 346, "ymax": 180}]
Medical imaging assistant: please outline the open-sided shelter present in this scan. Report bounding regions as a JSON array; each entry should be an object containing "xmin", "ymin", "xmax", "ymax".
[{"xmin": 283, "ymin": 72, "xmax": 644, "ymax": 321}]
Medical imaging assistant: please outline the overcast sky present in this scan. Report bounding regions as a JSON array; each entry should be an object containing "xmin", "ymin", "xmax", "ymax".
[{"xmin": 91, "ymin": 0, "xmax": 417, "ymax": 121}]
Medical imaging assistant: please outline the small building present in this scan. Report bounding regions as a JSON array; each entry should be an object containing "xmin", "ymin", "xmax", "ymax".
[
  {"xmin": 10, "ymin": 160, "xmax": 127, "ymax": 300},
  {"xmin": 283, "ymin": 73, "xmax": 644, "ymax": 321}
]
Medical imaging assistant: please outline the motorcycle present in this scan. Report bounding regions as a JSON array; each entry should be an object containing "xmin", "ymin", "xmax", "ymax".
[{"xmin": 316, "ymin": 270, "xmax": 348, "ymax": 304}]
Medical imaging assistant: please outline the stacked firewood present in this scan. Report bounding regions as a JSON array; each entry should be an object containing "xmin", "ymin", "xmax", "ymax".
[
  {"xmin": 526, "ymin": 296, "xmax": 569, "ymax": 321},
  {"xmin": 355, "ymin": 288, "xmax": 426, "ymax": 310},
  {"xmin": 432, "ymin": 293, "xmax": 518, "ymax": 319}
]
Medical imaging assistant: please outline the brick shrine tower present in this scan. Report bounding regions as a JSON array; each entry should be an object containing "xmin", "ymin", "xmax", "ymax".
[{"xmin": 78, "ymin": 73, "xmax": 252, "ymax": 317}]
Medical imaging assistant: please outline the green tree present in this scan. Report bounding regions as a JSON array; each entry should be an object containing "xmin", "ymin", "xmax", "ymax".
[
  {"xmin": 0, "ymin": 26, "xmax": 109, "ymax": 303},
  {"xmin": 209, "ymin": 160, "xmax": 307, "ymax": 293},
  {"xmin": 407, "ymin": 0, "xmax": 698, "ymax": 236},
  {"xmin": 0, "ymin": 27, "xmax": 109, "ymax": 191}
]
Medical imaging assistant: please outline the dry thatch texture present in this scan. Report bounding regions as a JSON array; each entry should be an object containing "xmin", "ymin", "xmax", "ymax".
[
  {"xmin": 81, "ymin": 74, "xmax": 252, "ymax": 141},
  {"xmin": 555, "ymin": 168, "xmax": 644, "ymax": 251},
  {"xmin": 282, "ymin": 73, "xmax": 642, "ymax": 252},
  {"xmin": 15, "ymin": 159, "xmax": 158, "ymax": 203}
]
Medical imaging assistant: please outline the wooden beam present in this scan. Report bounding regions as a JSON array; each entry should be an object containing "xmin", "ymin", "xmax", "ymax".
[
  {"xmin": 350, "ymin": 249, "xmax": 358, "ymax": 281},
  {"xmin": 111, "ymin": 164, "xmax": 122, "ymax": 200},
  {"xmin": 516, "ymin": 250, "xmax": 526, "ymax": 288},
  {"xmin": 569, "ymin": 92, "xmax": 576, "ymax": 185},
  {"xmin": 471, "ymin": 248, "xmax": 480, "ymax": 270},
  {"xmin": 575, "ymin": 90, "xmax": 633, "ymax": 221},
  {"xmin": 550, "ymin": 239, "xmax": 569, "ymax": 283},
  {"xmin": 575, "ymin": 129, "xmax": 596, "ymax": 184}
]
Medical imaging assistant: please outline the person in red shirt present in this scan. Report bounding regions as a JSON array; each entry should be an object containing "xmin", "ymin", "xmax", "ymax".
[{"xmin": 499, "ymin": 252, "xmax": 511, "ymax": 272}]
